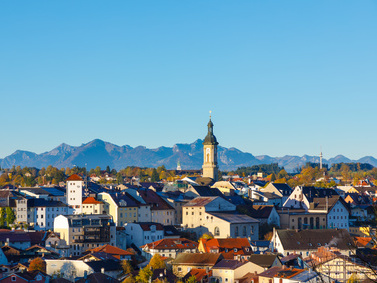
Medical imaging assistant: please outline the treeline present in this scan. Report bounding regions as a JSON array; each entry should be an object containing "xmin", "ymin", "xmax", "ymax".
[
  {"xmin": 0, "ymin": 165, "xmax": 180, "ymax": 187},
  {"xmin": 234, "ymin": 163, "xmax": 284, "ymax": 176},
  {"xmin": 330, "ymin": 162, "xmax": 374, "ymax": 172}
]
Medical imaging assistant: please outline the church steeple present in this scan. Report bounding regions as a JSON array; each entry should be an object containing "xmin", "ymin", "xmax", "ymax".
[{"xmin": 202, "ymin": 112, "xmax": 219, "ymax": 181}]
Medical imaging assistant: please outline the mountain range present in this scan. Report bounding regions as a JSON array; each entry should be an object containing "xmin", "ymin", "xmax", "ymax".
[{"xmin": 1, "ymin": 139, "xmax": 376, "ymax": 172}]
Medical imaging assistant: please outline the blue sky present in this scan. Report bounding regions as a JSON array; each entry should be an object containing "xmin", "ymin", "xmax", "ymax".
[{"xmin": 1, "ymin": 1, "xmax": 376, "ymax": 160}]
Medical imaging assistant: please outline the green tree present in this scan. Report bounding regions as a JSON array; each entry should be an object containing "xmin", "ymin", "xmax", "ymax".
[
  {"xmin": 117, "ymin": 173, "xmax": 124, "ymax": 184},
  {"xmin": 151, "ymin": 169, "xmax": 160, "ymax": 182},
  {"xmin": 106, "ymin": 166, "xmax": 111, "ymax": 174},
  {"xmin": 5, "ymin": 207, "xmax": 15, "ymax": 226},
  {"xmin": 0, "ymin": 208, "xmax": 5, "ymax": 227},
  {"xmin": 135, "ymin": 266, "xmax": 153, "ymax": 283}
]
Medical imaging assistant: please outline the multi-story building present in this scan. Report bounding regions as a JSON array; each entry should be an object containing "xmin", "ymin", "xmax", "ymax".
[
  {"xmin": 27, "ymin": 199, "xmax": 68, "ymax": 231},
  {"xmin": 98, "ymin": 192, "xmax": 138, "ymax": 226},
  {"xmin": 82, "ymin": 197, "xmax": 106, "ymax": 215},
  {"xmin": 182, "ymin": 196, "xmax": 259, "ymax": 240},
  {"xmin": 137, "ymin": 189, "xmax": 175, "ymax": 225},
  {"xmin": 140, "ymin": 238, "xmax": 198, "ymax": 260},
  {"xmin": 53, "ymin": 214, "xmax": 116, "ymax": 256},
  {"xmin": 66, "ymin": 174, "xmax": 84, "ymax": 214},
  {"xmin": 124, "ymin": 222, "xmax": 164, "ymax": 248}
]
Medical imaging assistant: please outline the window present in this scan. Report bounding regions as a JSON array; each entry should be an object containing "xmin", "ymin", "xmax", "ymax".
[
  {"xmin": 11, "ymin": 276, "xmax": 16, "ymax": 281},
  {"xmin": 214, "ymin": 227, "xmax": 220, "ymax": 236}
]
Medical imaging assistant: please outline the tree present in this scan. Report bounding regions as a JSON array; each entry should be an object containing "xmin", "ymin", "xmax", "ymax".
[
  {"xmin": 117, "ymin": 173, "xmax": 124, "ymax": 184},
  {"xmin": 148, "ymin": 254, "xmax": 166, "ymax": 269},
  {"xmin": 151, "ymin": 169, "xmax": 160, "ymax": 182},
  {"xmin": 185, "ymin": 275, "xmax": 197, "ymax": 283},
  {"xmin": 121, "ymin": 260, "xmax": 133, "ymax": 274},
  {"xmin": 199, "ymin": 233, "xmax": 214, "ymax": 241},
  {"xmin": 122, "ymin": 275, "xmax": 136, "ymax": 283},
  {"xmin": 0, "ymin": 208, "xmax": 5, "ymax": 227},
  {"xmin": 6, "ymin": 207, "xmax": 15, "ymax": 226},
  {"xmin": 29, "ymin": 257, "xmax": 46, "ymax": 272},
  {"xmin": 106, "ymin": 166, "xmax": 111, "ymax": 174},
  {"xmin": 135, "ymin": 266, "xmax": 153, "ymax": 283}
]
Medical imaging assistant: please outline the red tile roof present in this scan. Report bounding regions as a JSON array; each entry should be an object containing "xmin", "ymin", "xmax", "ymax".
[
  {"xmin": 201, "ymin": 238, "xmax": 251, "ymax": 252},
  {"xmin": 66, "ymin": 174, "xmax": 83, "ymax": 181},
  {"xmin": 141, "ymin": 238, "xmax": 198, "ymax": 250},
  {"xmin": 82, "ymin": 197, "xmax": 102, "ymax": 204},
  {"xmin": 87, "ymin": 244, "xmax": 134, "ymax": 259}
]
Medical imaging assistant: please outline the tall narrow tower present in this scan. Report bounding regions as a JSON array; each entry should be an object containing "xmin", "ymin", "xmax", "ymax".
[
  {"xmin": 320, "ymin": 151, "xmax": 323, "ymax": 170},
  {"xmin": 202, "ymin": 113, "xmax": 219, "ymax": 181}
]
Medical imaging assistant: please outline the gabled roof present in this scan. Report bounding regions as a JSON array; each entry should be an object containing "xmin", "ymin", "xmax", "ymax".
[
  {"xmin": 184, "ymin": 197, "xmax": 218, "ymax": 207},
  {"xmin": 0, "ymin": 230, "xmax": 31, "ymax": 243},
  {"xmin": 207, "ymin": 212, "xmax": 259, "ymax": 223},
  {"xmin": 191, "ymin": 186, "xmax": 223, "ymax": 197},
  {"xmin": 28, "ymin": 199, "xmax": 67, "ymax": 208},
  {"xmin": 79, "ymin": 251, "xmax": 119, "ymax": 261},
  {"xmin": 87, "ymin": 244, "xmax": 134, "ymax": 258},
  {"xmin": 137, "ymin": 189, "xmax": 174, "ymax": 210},
  {"xmin": 201, "ymin": 238, "xmax": 251, "ymax": 253},
  {"xmin": 212, "ymin": 259, "xmax": 248, "ymax": 270},
  {"xmin": 248, "ymin": 254, "xmax": 280, "ymax": 268},
  {"xmin": 76, "ymin": 272, "xmax": 120, "ymax": 283},
  {"xmin": 258, "ymin": 266, "xmax": 284, "ymax": 278},
  {"xmin": 276, "ymin": 229, "xmax": 353, "ymax": 251},
  {"xmin": 182, "ymin": 268, "xmax": 211, "ymax": 282},
  {"xmin": 300, "ymin": 186, "xmax": 338, "ymax": 203},
  {"xmin": 82, "ymin": 197, "xmax": 103, "ymax": 205},
  {"xmin": 309, "ymin": 195, "xmax": 350, "ymax": 213},
  {"xmin": 244, "ymin": 205, "xmax": 275, "ymax": 219},
  {"xmin": 137, "ymin": 222, "xmax": 164, "ymax": 231},
  {"xmin": 108, "ymin": 192, "xmax": 139, "ymax": 207},
  {"xmin": 66, "ymin": 174, "xmax": 83, "ymax": 181},
  {"xmin": 271, "ymin": 183, "xmax": 292, "ymax": 196},
  {"xmin": 173, "ymin": 253, "xmax": 223, "ymax": 266},
  {"xmin": 141, "ymin": 238, "xmax": 198, "ymax": 250},
  {"xmin": 85, "ymin": 259, "xmax": 122, "ymax": 272}
]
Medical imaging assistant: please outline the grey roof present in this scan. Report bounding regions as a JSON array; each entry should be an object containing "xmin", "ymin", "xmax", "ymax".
[
  {"xmin": 212, "ymin": 259, "xmax": 247, "ymax": 270},
  {"xmin": 40, "ymin": 186, "xmax": 65, "ymax": 196},
  {"xmin": 301, "ymin": 186, "xmax": 338, "ymax": 202},
  {"xmin": 207, "ymin": 212, "xmax": 259, "ymax": 224},
  {"xmin": 271, "ymin": 183, "xmax": 292, "ymax": 196},
  {"xmin": 276, "ymin": 229, "xmax": 353, "ymax": 251},
  {"xmin": 248, "ymin": 254, "xmax": 279, "ymax": 268},
  {"xmin": 108, "ymin": 192, "xmax": 139, "ymax": 207},
  {"xmin": 85, "ymin": 259, "xmax": 121, "ymax": 272},
  {"xmin": 28, "ymin": 199, "xmax": 67, "ymax": 208}
]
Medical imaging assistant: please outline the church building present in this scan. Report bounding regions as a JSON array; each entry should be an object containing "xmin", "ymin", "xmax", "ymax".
[{"xmin": 202, "ymin": 115, "xmax": 219, "ymax": 181}]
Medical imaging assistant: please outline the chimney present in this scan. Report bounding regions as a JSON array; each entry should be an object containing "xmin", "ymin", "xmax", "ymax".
[
  {"xmin": 101, "ymin": 268, "xmax": 105, "ymax": 274},
  {"xmin": 84, "ymin": 271, "xmax": 87, "ymax": 279}
]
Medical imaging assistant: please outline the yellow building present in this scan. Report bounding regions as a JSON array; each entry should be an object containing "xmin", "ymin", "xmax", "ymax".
[
  {"xmin": 82, "ymin": 197, "xmax": 106, "ymax": 215},
  {"xmin": 98, "ymin": 192, "xmax": 138, "ymax": 226}
]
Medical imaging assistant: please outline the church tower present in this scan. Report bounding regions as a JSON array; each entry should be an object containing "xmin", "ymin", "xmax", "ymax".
[{"xmin": 202, "ymin": 114, "xmax": 219, "ymax": 181}]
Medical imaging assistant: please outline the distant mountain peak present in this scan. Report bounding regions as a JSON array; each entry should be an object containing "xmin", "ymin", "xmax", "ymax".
[{"xmin": 1, "ymin": 139, "xmax": 376, "ymax": 172}]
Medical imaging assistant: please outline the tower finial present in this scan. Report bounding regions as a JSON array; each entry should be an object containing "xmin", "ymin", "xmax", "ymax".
[{"xmin": 209, "ymin": 110, "xmax": 212, "ymax": 120}]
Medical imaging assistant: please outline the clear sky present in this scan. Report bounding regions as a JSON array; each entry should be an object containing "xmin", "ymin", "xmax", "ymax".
[{"xmin": 1, "ymin": 1, "xmax": 376, "ymax": 160}]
